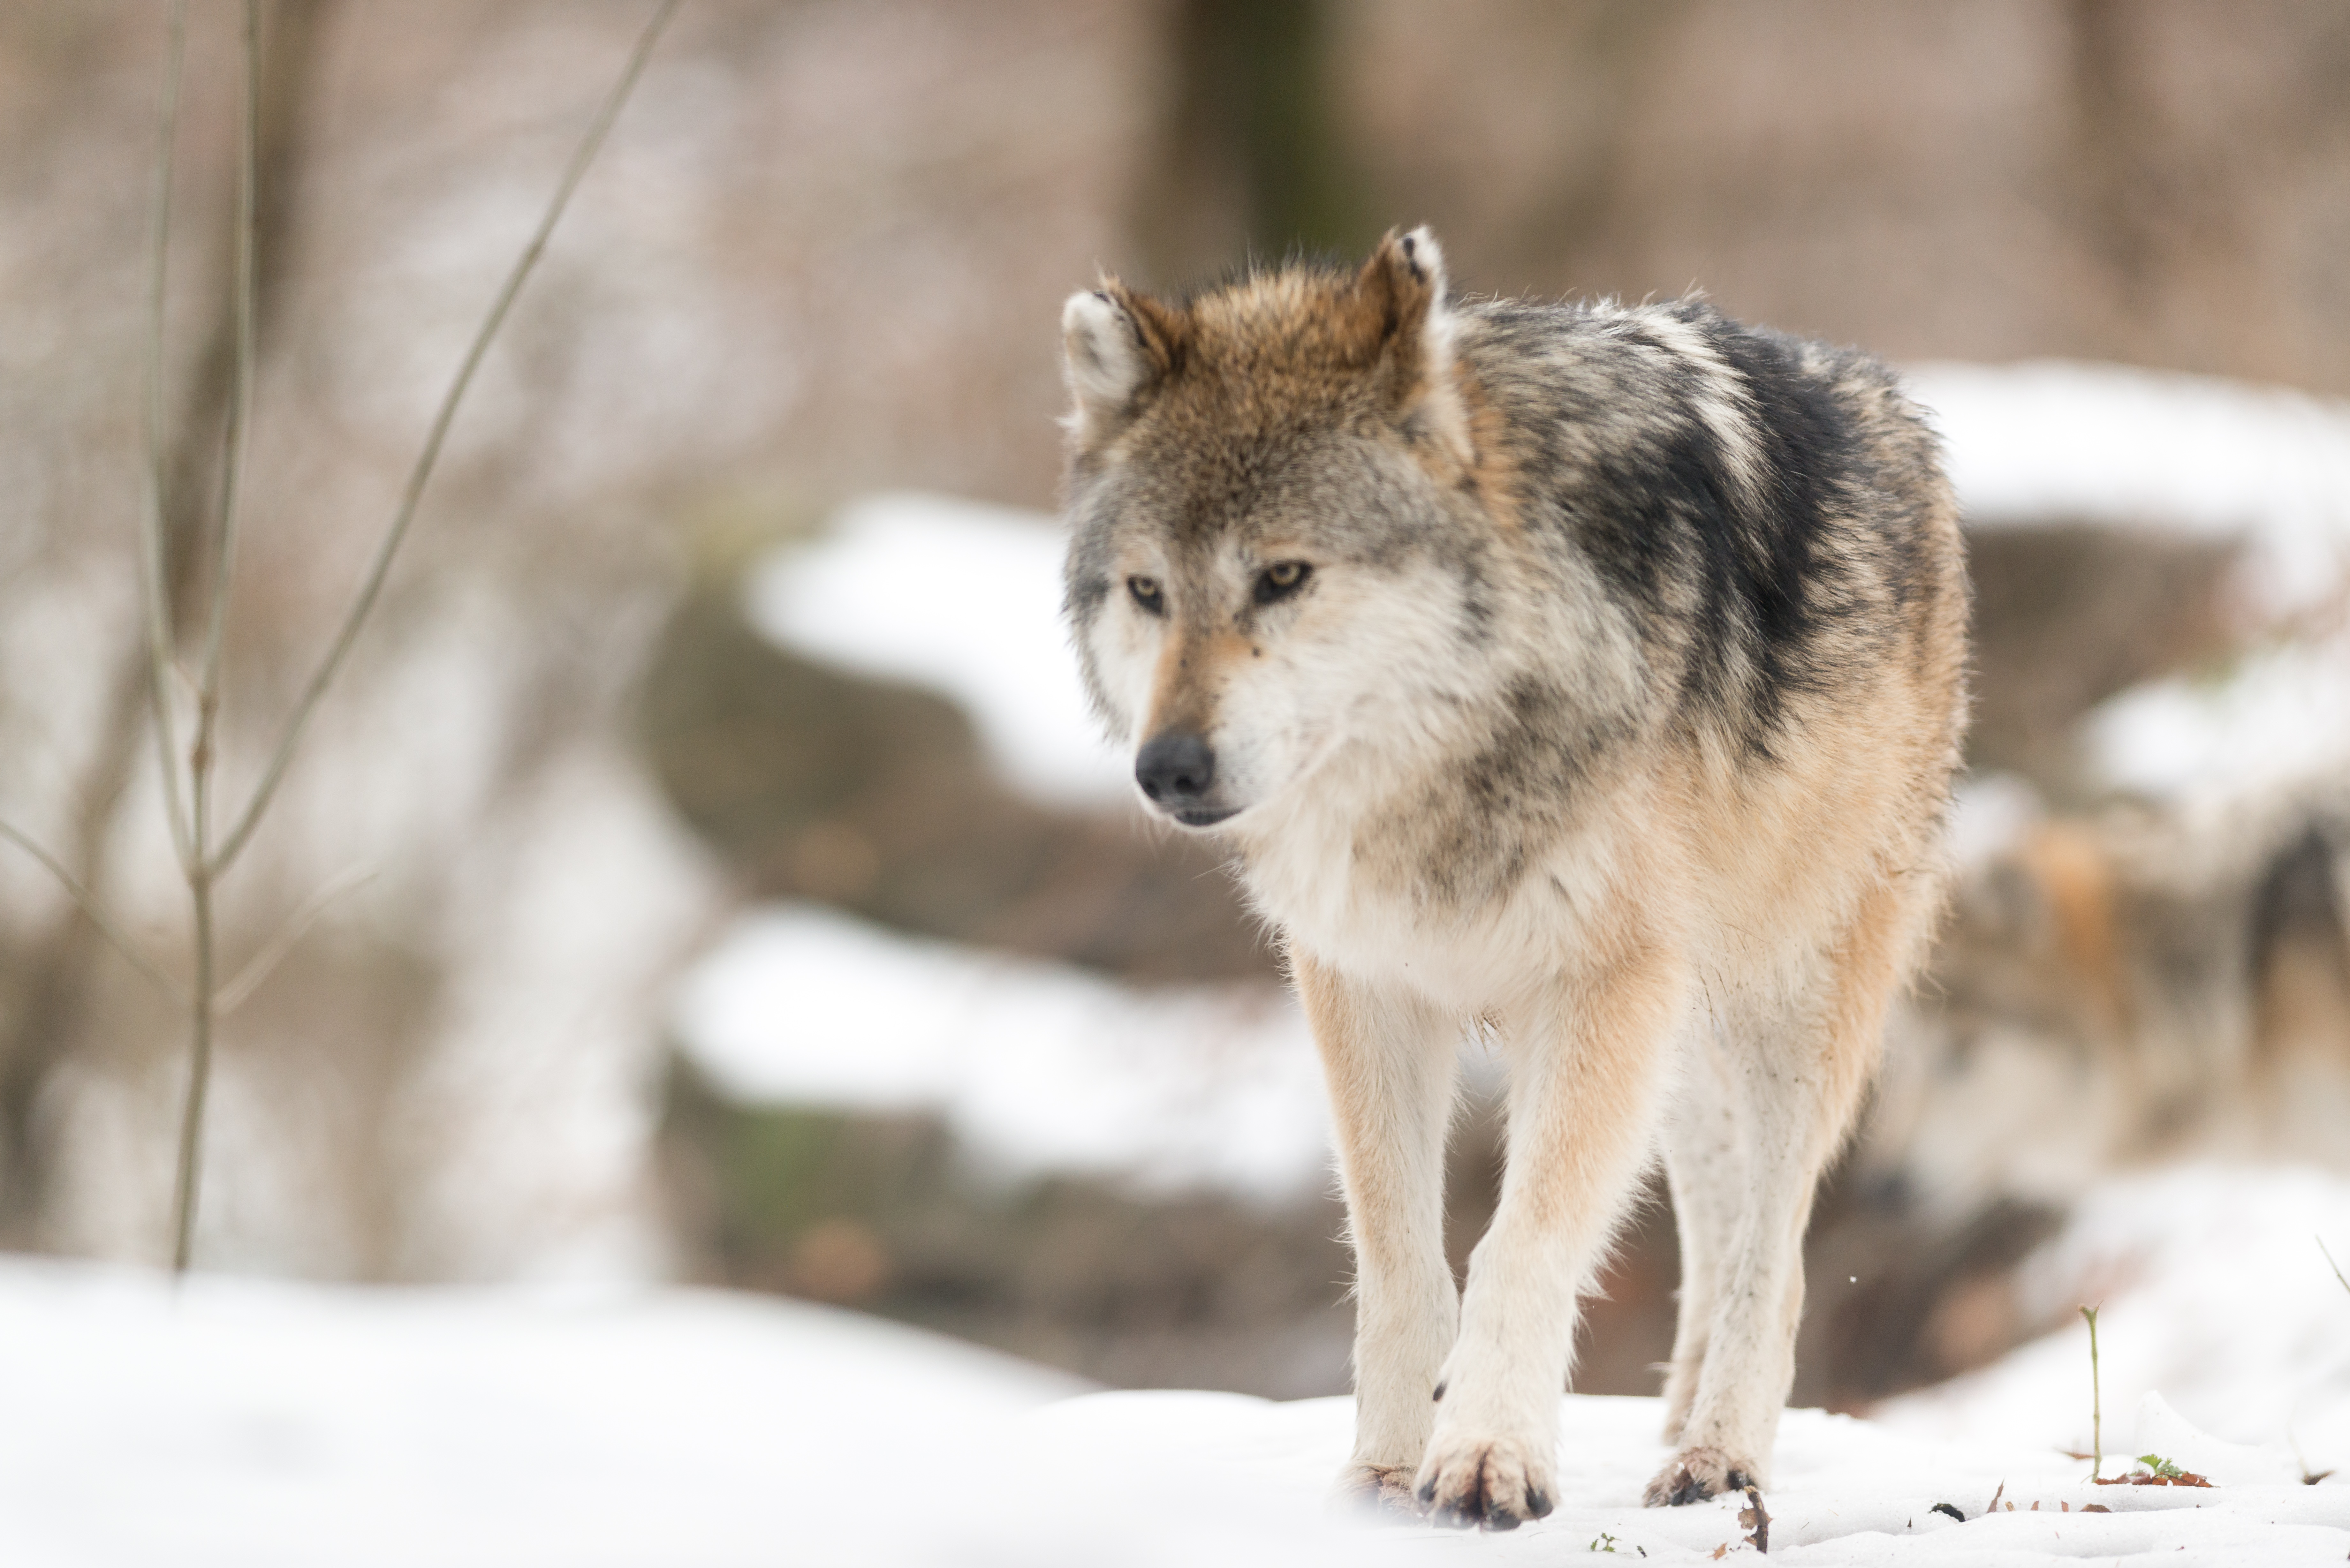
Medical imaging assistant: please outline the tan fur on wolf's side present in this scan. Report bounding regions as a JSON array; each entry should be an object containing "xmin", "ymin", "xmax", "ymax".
[{"xmin": 1056, "ymin": 230, "xmax": 1967, "ymax": 1528}]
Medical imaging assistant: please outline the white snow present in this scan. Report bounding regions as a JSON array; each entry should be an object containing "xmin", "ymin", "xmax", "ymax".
[
  {"xmin": 1943, "ymin": 770, "xmax": 2047, "ymax": 868},
  {"xmin": 1877, "ymin": 1164, "xmax": 2350, "ymax": 1481},
  {"xmin": 2, "ymin": 1254, "xmax": 2339, "ymax": 1567},
  {"xmin": 743, "ymin": 491, "xmax": 1129, "ymax": 809},
  {"xmin": 0, "ymin": 1257, "xmax": 1080, "ymax": 1568},
  {"xmin": 2079, "ymin": 635, "xmax": 2350, "ymax": 804},
  {"xmin": 670, "ymin": 902, "xmax": 1330, "ymax": 1201}
]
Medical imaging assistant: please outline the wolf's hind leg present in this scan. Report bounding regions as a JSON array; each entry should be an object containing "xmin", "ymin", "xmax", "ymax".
[
  {"xmin": 1645, "ymin": 881, "xmax": 1922, "ymax": 1507},
  {"xmin": 1417, "ymin": 937, "xmax": 1686, "ymax": 1530},
  {"xmin": 1296, "ymin": 954, "xmax": 1462, "ymax": 1515},
  {"xmin": 1657, "ymin": 1018, "xmax": 1744, "ymax": 1445}
]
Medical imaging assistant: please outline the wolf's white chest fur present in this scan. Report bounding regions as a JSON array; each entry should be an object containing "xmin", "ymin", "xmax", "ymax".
[{"xmin": 1238, "ymin": 778, "xmax": 1640, "ymax": 1017}]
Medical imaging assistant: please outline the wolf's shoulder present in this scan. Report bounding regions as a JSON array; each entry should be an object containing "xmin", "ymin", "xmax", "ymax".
[
  {"xmin": 1456, "ymin": 294, "xmax": 1901, "ymax": 403},
  {"xmin": 1451, "ymin": 292, "xmax": 1960, "ymax": 754}
]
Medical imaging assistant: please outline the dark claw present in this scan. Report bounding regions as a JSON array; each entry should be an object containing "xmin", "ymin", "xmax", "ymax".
[
  {"xmin": 1725, "ymin": 1469, "xmax": 1751, "ymax": 1492},
  {"xmin": 1431, "ymin": 1380, "xmax": 1446, "ymax": 1402},
  {"xmin": 1667, "ymin": 1469, "xmax": 1709, "ymax": 1507},
  {"xmin": 1526, "ymin": 1485, "xmax": 1554, "ymax": 1519}
]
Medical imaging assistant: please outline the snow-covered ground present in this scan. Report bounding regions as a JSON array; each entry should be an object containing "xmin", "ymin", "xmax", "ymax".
[
  {"xmin": 1877, "ymin": 1164, "xmax": 2350, "ymax": 1474},
  {"xmin": 3, "ymin": 1248, "xmax": 2341, "ymax": 1567},
  {"xmin": 0, "ymin": 1257, "xmax": 1079, "ymax": 1568}
]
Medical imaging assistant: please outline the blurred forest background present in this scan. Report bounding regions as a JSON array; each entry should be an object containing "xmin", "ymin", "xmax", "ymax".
[{"xmin": 1, "ymin": 0, "xmax": 2347, "ymax": 1417}]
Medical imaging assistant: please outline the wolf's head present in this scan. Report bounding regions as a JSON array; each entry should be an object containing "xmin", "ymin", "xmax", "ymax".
[{"xmin": 1058, "ymin": 228, "xmax": 1503, "ymax": 833}]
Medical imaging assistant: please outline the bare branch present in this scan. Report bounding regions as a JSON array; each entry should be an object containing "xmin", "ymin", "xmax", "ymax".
[
  {"xmin": 209, "ymin": 0, "xmax": 683, "ymax": 876},
  {"xmin": 171, "ymin": 870, "xmax": 214, "ymax": 1276},
  {"xmin": 0, "ymin": 819, "xmax": 183, "ymax": 1006},
  {"xmin": 193, "ymin": 0, "xmax": 263, "ymax": 734},
  {"xmin": 139, "ymin": 0, "xmax": 195, "ymax": 873},
  {"xmin": 170, "ymin": 0, "xmax": 265, "ymax": 1279},
  {"xmin": 215, "ymin": 864, "xmax": 376, "ymax": 1016}
]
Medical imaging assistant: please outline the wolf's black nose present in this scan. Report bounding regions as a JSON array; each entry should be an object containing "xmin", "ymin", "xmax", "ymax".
[{"xmin": 1136, "ymin": 731, "xmax": 1216, "ymax": 803}]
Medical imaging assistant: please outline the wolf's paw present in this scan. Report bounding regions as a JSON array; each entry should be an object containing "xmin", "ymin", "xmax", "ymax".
[
  {"xmin": 1333, "ymin": 1461, "xmax": 1427, "ymax": 1521},
  {"xmin": 1412, "ymin": 1433, "xmax": 1555, "ymax": 1531},
  {"xmin": 1642, "ymin": 1444, "xmax": 1756, "ymax": 1507}
]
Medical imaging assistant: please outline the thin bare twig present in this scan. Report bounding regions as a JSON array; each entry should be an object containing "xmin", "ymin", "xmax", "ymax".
[
  {"xmin": 208, "ymin": 0, "xmax": 683, "ymax": 877},
  {"xmin": 138, "ymin": 0, "xmax": 195, "ymax": 873},
  {"xmin": 215, "ymin": 864, "xmax": 375, "ymax": 1016},
  {"xmin": 169, "ymin": 869, "xmax": 213, "ymax": 1274},
  {"xmin": 194, "ymin": 0, "xmax": 262, "ymax": 739},
  {"xmin": 0, "ymin": 820, "xmax": 183, "ymax": 1005},
  {"xmin": 159, "ymin": 0, "xmax": 681, "ymax": 1273},
  {"xmin": 2323, "ymin": 1236, "xmax": 2349, "ymax": 1297},
  {"xmin": 166, "ymin": 0, "xmax": 266, "ymax": 1280}
]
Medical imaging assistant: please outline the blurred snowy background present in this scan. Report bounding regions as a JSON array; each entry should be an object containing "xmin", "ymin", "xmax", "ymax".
[{"xmin": 0, "ymin": 2, "xmax": 2346, "ymax": 1561}]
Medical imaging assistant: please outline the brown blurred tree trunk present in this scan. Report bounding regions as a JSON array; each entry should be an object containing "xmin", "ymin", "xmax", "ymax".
[
  {"xmin": 1132, "ymin": 0, "xmax": 1374, "ymax": 284},
  {"xmin": 0, "ymin": 0, "xmax": 332, "ymax": 1245},
  {"xmin": 2066, "ymin": 0, "xmax": 2165, "ymax": 356}
]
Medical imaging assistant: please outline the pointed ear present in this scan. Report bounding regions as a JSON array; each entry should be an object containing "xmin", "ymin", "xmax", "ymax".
[
  {"xmin": 1060, "ymin": 281, "xmax": 1185, "ymax": 449},
  {"xmin": 1354, "ymin": 226, "xmax": 1471, "ymax": 469}
]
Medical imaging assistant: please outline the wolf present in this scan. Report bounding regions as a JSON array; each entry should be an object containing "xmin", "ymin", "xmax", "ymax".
[{"xmin": 1057, "ymin": 229, "xmax": 1967, "ymax": 1528}]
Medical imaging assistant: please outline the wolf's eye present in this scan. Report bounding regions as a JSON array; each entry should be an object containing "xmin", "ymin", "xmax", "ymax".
[
  {"xmin": 1254, "ymin": 560, "xmax": 1312, "ymax": 605},
  {"xmin": 1127, "ymin": 575, "xmax": 1164, "ymax": 614}
]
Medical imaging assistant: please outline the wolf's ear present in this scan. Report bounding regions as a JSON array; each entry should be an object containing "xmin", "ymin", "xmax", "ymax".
[
  {"xmin": 1354, "ymin": 226, "xmax": 1472, "ymax": 470},
  {"xmin": 1061, "ymin": 282, "xmax": 1184, "ymax": 449}
]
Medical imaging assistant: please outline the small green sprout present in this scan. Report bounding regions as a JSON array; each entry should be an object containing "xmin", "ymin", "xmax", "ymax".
[
  {"xmin": 1588, "ymin": 1531, "xmax": 1618, "ymax": 1552},
  {"xmin": 2080, "ymin": 1304, "xmax": 2104, "ymax": 1479},
  {"xmin": 2134, "ymin": 1453, "xmax": 2185, "ymax": 1481}
]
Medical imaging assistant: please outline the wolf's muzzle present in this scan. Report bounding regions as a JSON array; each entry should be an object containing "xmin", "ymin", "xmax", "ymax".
[{"xmin": 1134, "ymin": 731, "xmax": 1235, "ymax": 826}]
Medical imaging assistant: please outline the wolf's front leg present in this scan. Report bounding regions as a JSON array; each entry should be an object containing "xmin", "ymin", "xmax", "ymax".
[
  {"xmin": 1418, "ymin": 940, "xmax": 1685, "ymax": 1530},
  {"xmin": 1295, "ymin": 954, "xmax": 1461, "ymax": 1515}
]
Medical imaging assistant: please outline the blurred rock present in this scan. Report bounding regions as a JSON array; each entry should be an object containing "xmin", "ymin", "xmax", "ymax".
[
  {"xmin": 1963, "ymin": 521, "xmax": 2244, "ymax": 798},
  {"xmin": 639, "ymin": 578, "xmax": 1275, "ymax": 984},
  {"xmin": 1867, "ymin": 783, "xmax": 2350, "ymax": 1221},
  {"xmin": 657, "ymin": 1054, "xmax": 1354, "ymax": 1397}
]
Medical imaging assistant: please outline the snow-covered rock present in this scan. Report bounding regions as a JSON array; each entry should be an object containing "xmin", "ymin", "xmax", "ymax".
[
  {"xmin": 670, "ymin": 901, "xmax": 1328, "ymax": 1201},
  {"xmin": 1907, "ymin": 359, "xmax": 2350, "ymax": 620},
  {"xmin": 744, "ymin": 491, "xmax": 1127, "ymax": 809}
]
